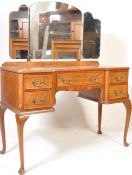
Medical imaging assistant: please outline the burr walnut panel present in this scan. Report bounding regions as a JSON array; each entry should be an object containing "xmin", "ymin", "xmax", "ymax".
[{"xmin": 1, "ymin": 70, "xmax": 23, "ymax": 111}]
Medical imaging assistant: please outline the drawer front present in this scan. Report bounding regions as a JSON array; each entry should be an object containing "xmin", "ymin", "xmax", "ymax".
[
  {"xmin": 24, "ymin": 90, "xmax": 53, "ymax": 109},
  {"xmin": 24, "ymin": 74, "xmax": 52, "ymax": 90},
  {"xmin": 109, "ymin": 71, "xmax": 128, "ymax": 84},
  {"xmin": 57, "ymin": 71, "xmax": 104, "ymax": 87},
  {"xmin": 109, "ymin": 85, "xmax": 128, "ymax": 100}
]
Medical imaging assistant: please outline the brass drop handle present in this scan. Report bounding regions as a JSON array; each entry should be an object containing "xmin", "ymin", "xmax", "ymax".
[
  {"xmin": 116, "ymin": 75, "xmax": 123, "ymax": 81},
  {"xmin": 60, "ymin": 77, "xmax": 75, "ymax": 85},
  {"xmin": 114, "ymin": 90, "xmax": 123, "ymax": 96},
  {"xmin": 32, "ymin": 97, "xmax": 45, "ymax": 105},
  {"xmin": 32, "ymin": 80, "xmax": 45, "ymax": 87},
  {"xmin": 89, "ymin": 76, "xmax": 99, "ymax": 83}
]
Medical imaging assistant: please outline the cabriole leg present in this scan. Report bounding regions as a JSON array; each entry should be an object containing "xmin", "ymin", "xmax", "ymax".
[
  {"xmin": 16, "ymin": 115, "xmax": 29, "ymax": 175},
  {"xmin": 0, "ymin": 105, "xmax": 7, "ymax": 154},
  {"xmin": 98, "ymin": 102, "xmax": 103, "ymax": 134},
  {"xmin": 123, "ymin": 99, "xmax": 131, "ymax": 147}
]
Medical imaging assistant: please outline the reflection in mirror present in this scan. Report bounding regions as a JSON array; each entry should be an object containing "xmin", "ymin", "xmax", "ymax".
[
  {"xmin": 9, "ymin": 5, "xmax": 28, "ymax": 59},
  {"xmin": 83, "ymin": 12, "xmax": 101, "ymax": 58},
  {"xmin": 9, "ymin": 2, "xmax": 101, "ymax": 60},
  {"xmin": 29, "ymin": 1, "xmax": 82, "ymax": 59}
]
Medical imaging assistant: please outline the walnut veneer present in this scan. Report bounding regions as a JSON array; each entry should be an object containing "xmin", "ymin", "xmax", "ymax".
[{"xmin": 0, "ymin": 61, "xmax": 131, "ymax": 174}]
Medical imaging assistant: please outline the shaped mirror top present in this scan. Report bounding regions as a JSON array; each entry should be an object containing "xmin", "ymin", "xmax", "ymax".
[{"xmin": 9, "ymin": 1, "xmax": 101, "ymax": 60}]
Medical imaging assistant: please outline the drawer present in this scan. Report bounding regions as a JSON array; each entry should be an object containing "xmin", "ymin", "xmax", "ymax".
[
  {"xmin": 24, "ymin": 90, "xmax": 53, "ymax": 109},
  {"xmin": 109, "ymin": 71, "xmax": 128, "ymax": 84},
  {"xmin": 24, "ymin": 74, "xmax": 52, "ymax": 90},
  {"xmin": 57, "ymin": 71, "xmax": 104, "ymax": 87},
  {"xmin": 109, "ymin": 85, "xmax": 128, "ymax": 100}
]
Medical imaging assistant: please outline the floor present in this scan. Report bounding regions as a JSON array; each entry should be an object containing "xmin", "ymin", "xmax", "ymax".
[{"xmin": 0, "ymin": 127, "xmax": 132, "ymax": 175}]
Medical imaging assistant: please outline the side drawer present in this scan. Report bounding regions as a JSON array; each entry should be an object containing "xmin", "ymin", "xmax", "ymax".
[
  {"xmin": 109, "ymin": 71, "xmax": 128, "ymax": 84},
  {"xmin": 57, "ymin": 71, "xmax": 104, "ymax": 87},
  {"xmin": 109, "ymin": 85, "xmax": 128, "ymax": 100},
  {"xmin": 24, "ymin": 90, "xmax": 53, "ymax": 109},
  {"xmin": 24, "ymin": 74, "xmax": 52, "ymax": 90}
]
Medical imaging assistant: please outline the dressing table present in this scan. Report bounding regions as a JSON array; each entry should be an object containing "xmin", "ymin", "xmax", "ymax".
[{"xmin": 0, "ymin": 2, "xmax": 131, "ymax": 175}]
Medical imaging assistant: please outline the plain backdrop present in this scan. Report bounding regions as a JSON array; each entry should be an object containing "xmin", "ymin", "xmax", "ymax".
[{"xmin": 0, "ymin": 0, "xmax": 132, "ymax": 175}]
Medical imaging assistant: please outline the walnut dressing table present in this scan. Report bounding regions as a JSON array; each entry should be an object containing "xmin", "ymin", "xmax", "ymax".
[
  {"xmin": 1, "ymin": 1, "xmax": 132, "ymax": 175},
  {"xmin": 0, "ymin": 60, "xmax": 131, "ymax": 174}
]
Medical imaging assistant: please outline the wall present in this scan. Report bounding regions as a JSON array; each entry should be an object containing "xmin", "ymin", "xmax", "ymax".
[{"xmin": 0, "ymin": 0, "xmax": 132, "ymax": 131}]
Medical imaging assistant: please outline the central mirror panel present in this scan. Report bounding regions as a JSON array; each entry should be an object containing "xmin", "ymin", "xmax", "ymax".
[{"xmin": 29, "ymin": 1, "xmax": 82, "ymax": 59}]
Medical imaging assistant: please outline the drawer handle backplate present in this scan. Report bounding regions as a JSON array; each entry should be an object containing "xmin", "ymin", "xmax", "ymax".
[
  {"xmin": 60, "ymin": 77, "xmax": 75, "ymax": 85},
  {"xmin": 88, "ymin": 76, "xmax": 99, "ymax": 83},
  {"xmin": 32, "ymin": 98, "xmax": 45, "ymax": 105},
  {"xmin": 114, "ymin": 90, "xmax": 123, "ymax": 96},
  {"xmin": 115, "ymin": 75, "xmax": 123, "ymax": 81},
  {"xmin": 32, "ymin": 80, "xmax": 45, "ymax": 87}
]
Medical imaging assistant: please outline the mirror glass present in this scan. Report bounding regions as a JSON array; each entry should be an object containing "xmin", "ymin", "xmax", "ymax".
[
  {"xmin": 83, "ymin": 12, "xmax": 101, "ymax": 58},
  {"xmin": 29, "ymin": 1, "xmax": 82, "ymax": 59},
  {"xmin": 9, "ymin": 1, "xmax": 101, "ymax": 59},
  {"xmin": 9, "ymin": 5, "xmax": 28, "ymax": 59}
]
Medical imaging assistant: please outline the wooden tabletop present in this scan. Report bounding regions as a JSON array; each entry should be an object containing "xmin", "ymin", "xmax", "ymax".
[{"xmin": 1, "ymin": 61, "xmax": 129, "ymax": 73}]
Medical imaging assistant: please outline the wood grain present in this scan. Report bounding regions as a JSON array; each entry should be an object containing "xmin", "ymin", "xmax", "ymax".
[
  {"xmin": 24, "ymin": 73, "xmax": 52, "ymax": 90},
  {"xmin": 109, "ymin": 71, "xmax": 128, "ymax": 84},
  {"xmin": 24, "ymin": 90, "xmax": 53, "ymax": 110}
]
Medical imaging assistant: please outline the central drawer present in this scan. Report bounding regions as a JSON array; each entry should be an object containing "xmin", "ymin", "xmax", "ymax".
[
  {"xmin": 24, "ymin": 90, "xmax": 53, "ymax": 109},
  {"xmin": 24, "ymin": 74, "xmax": 52, "ymax": 90},
  {"xmin": 57, "ymin": 71, "xmax": 104, "ymax": 87}
]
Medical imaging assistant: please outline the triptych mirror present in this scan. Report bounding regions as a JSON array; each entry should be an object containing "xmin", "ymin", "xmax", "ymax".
[{"xmin": 9, "ymin": 1, "xmax": 101, "ymax": 60}]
